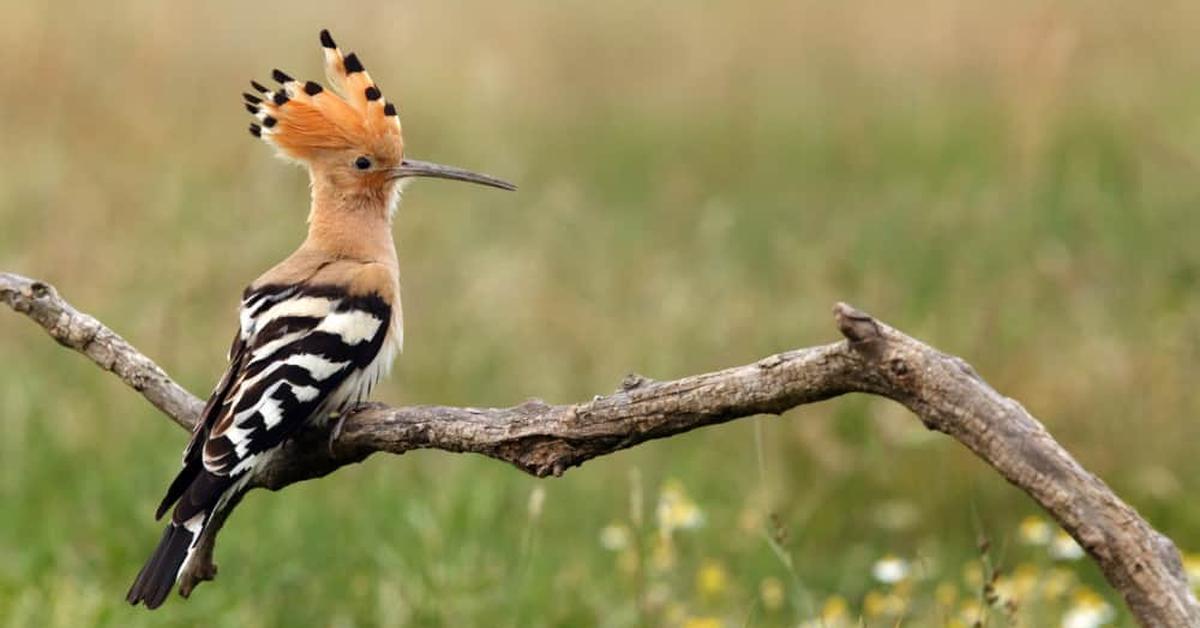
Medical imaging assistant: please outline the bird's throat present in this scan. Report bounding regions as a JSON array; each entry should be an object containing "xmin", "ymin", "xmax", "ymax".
[{"xmin": 304, "ymin": 189, "xmax": 398, "ymax": 265}]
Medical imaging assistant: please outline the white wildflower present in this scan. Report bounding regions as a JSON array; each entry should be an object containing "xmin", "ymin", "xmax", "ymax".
[
  {"xmin": 1062, "ymin": 589, "xmax": 1114, "ymax": 628},
  {"xmin": 871, "ymin": 555, "xmax": 910, "ymax": 584},
  {"xmin": 600, "ymin": 523, "xmax": 631, "ymax": 551},
  {"xmin": 1050, "ymin": 531, "xmax": 1085, "ymax": 561}
]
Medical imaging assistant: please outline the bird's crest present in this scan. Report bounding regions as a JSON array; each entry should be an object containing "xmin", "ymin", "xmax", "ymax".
[{"xmin": 244, "ymin": 30, "xmax": 402, "ymax": 162}]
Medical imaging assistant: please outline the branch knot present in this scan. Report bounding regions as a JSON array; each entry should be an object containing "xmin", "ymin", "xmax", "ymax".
[
  {"xmin": 621, "ymin": 372, "xmax": 653, "ymax": 390},
  {"xmin": 30, "ymin": 281, "xmax": 51, "ymax": 300},
  {"xmin": 833, "ymin": 302, "xmax": 882, "ymax": 345}
]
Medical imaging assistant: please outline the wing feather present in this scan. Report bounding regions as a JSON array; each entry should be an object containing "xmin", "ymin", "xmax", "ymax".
[
  {"xmin": 155, "ymin": 329, "xmax": 249, "ymax": 519},
  {"xmin": 201, "ymin": 284, "xmax": 392, "ymax": 476}
]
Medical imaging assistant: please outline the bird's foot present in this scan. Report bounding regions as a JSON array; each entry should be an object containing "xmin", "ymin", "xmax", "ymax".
[
  {"xmin": 328, "ymin": 413, "xmax": 348, "ymax": 456},
  {"xmin": 178, "ymin": 559, "xmax": 218, "ymax": 599}
]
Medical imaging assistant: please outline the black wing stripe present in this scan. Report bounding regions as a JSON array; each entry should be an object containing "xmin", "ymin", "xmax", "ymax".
[
  {"xmin": 255, "ymin": 315, "xmax": 324, "ymax": 346},
  {"xmin": 233, "ymin": 361, "xmax": 329, "ymax": 416},
  {"xmin": 236, "ymin": 345, "xmax": 351, "ymax": 402},
  {"xmin": 240, "ymin": 316, "xmax": 325, "ymax": 377},
  {"xmin": 241, "ymin": 284, "xmax": 298, "ymax": 311}
]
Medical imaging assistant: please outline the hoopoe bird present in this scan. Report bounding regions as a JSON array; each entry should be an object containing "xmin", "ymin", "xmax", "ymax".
[{"xmin": 126, "ymin": 29, "xmax": 514, "ymax": 609}]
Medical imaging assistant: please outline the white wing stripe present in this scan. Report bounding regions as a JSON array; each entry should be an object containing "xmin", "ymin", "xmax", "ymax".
[
  {"xmin": 239, "ymin": 288, "xmax": 298, "ymax": 339},
  {"xmin": 230, "ymin": 452, "xmax": 260, "ymax": 476},
  {"xmin": 256, "ymin": 296, "xmax": 336, "ymax": 329},
  {"xmin": 293, "ymin": 385, "xmax": 320, "ymax": 402},
  {"xmin": 315, "ymin": 309, "xmax": 383, "ymax": 345},
  {"xmin": 237, "ymin": 349, "xmax": 350, "ymax": 393},
  {"xmin": 249, "ymin": 330, "xmax": 307, "ymax": 362},
  {"xmin": 224, "ymin": 379, "xmax": 313, "ymax": 449},
  {"xmin": 286, "ymin": 353, "xmax": 350, "ymax": 381},
  {"xmin": 258, "ymin": 395, "xmax": 284, "ymax": 429},
  {"xmin": 221, "ymin": 421, "xmax": 254, "ymax": 458}
]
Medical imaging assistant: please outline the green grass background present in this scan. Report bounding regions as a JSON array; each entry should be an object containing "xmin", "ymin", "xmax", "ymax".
[{"xmin": 1, "ymin": 0, "xmax": 1198, "ymax": 625}]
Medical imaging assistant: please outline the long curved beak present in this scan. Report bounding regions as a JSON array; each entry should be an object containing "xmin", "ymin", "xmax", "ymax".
[{"xmin": 390, "ymin": 158, "xmax": 516, "ymax": 191}]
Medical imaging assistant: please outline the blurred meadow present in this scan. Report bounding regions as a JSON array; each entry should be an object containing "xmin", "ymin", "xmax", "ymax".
[{"xmin": 2, "ymin": 0, "xmax": 1200, "ymax": 625}]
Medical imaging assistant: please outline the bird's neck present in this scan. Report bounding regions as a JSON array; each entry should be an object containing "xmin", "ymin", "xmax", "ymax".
[{"xmin": 302, "ymin": 179, "xmax": 398, "ymax": 266}]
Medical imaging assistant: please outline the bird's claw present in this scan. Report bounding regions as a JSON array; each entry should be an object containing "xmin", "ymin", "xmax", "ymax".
[
  {"xmin": 178, "ymin": 560, "xmax": 217, "ymax": 599},
  {"xmin": 328, "ymin": 413, "xmax": 347, "ymax": 456}
]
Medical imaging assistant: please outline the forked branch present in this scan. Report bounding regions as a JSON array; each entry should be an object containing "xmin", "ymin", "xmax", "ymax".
[{"xmin": 2, "ymin": 271, "xmax": 1195, "ymax": 625}]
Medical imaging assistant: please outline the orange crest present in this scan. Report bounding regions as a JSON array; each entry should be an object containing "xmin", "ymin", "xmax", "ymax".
[{"xmin": 244, "ymin": 30, "xmax": 403, "ymax": 164}]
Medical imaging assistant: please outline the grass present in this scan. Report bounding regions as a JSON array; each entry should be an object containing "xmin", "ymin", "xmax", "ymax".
[{"xmin": 2, "ymin": 0, "xmax": 1199, "ymax": 625}]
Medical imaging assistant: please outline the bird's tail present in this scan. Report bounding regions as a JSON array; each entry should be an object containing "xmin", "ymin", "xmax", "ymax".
[{"xmin": 126, "ymin": 515, "xmax": 206, "ymax": 609}]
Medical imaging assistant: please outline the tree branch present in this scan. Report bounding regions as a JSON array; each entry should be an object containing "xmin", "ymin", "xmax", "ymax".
[
  {"xmin": 3, "ymin": 271, "xmax": 1195, "ymax": 625},
  {"xmin": 0, "ymin": 273, "xmax": 202, "ymax": 429}
]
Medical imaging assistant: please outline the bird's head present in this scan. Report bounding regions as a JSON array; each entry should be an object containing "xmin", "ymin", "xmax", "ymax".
[{"xmin": 245, "ymin": 30, "xmax": 514, "ymax": 215}]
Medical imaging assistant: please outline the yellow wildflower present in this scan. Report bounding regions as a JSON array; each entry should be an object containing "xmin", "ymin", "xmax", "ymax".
[
  {"xmin": 821, "ymin": 595, "xmax": 849, "ymax": 623},
  {"xmin": 959, "ymin": 600, "xmax": 983, "ymax": 625},
  {"xmin": 863, "ymin": 590, "xmax": 906, "ymax": 618},
  {"xmin": 599, "ymin": 523, "xmax": 631, "ymax": 551},
  {"xmin": 1043, "ymin": 567, "xmax": 1075, "ymax": 599},
  {"xmin": 759, "ymin": 577, "xmax": 785, "ymax": 611},
  {"xmin": 962, "ymin": 563, "xmax": 983, "ymax": 589},
  {"xmin": 935, "ymin": 582, "xmax": 958, "ymax": 607},
  {"xmin": 1018, "ymin": 515, "xmax": 1052, "ymax": 545},
  {"xmin": 696, "ymin": 560, "xmax": 729, "ymax": 598},
  {"xmin": 657, "ymin": 480, "xmax": 704, "ymax": 539},
  {"xmin": 1011, "ymin": 562, "xmax": 1039, "ymax": 598},
  {"xmin": 863, "ymin": 590, "xmax": 886, "ymax": 618},
  {"xmin": 1182, "ymin": 552, "xmax": 1200, "ymax": 587}
]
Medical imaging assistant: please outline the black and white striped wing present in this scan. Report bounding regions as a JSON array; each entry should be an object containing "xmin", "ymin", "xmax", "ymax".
[{"xmin": 201, "ymin": 284, "xmax": 392, "ymax": 477}]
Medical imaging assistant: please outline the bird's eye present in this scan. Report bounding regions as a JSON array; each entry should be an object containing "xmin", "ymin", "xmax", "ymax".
[{"xmin": 354, "ymin": 156, "xmax": 372, "ymax": 170}]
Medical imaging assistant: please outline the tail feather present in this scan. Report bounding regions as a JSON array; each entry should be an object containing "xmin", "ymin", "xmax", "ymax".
[
  {"xmin": 126, "ymin": 521, "xmax": 198, "ymax": 609},
  {"xmin": 156, "ymin": 463, "xmax": 200, "ymax": 520},
  {"xmin": 131, "ymin": 469, "xmax": 234, "ymax": 609}
]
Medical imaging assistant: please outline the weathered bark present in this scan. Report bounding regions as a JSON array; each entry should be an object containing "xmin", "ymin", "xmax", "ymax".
[{"xmin": 2, "ymin": 271, "xmax": 1195, "ymax": 625}]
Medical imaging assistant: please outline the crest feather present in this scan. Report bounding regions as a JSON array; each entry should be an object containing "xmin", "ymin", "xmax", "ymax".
[{"xmin": 243, "ymin": 30, "xmax": 403, "ymax": 161}]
